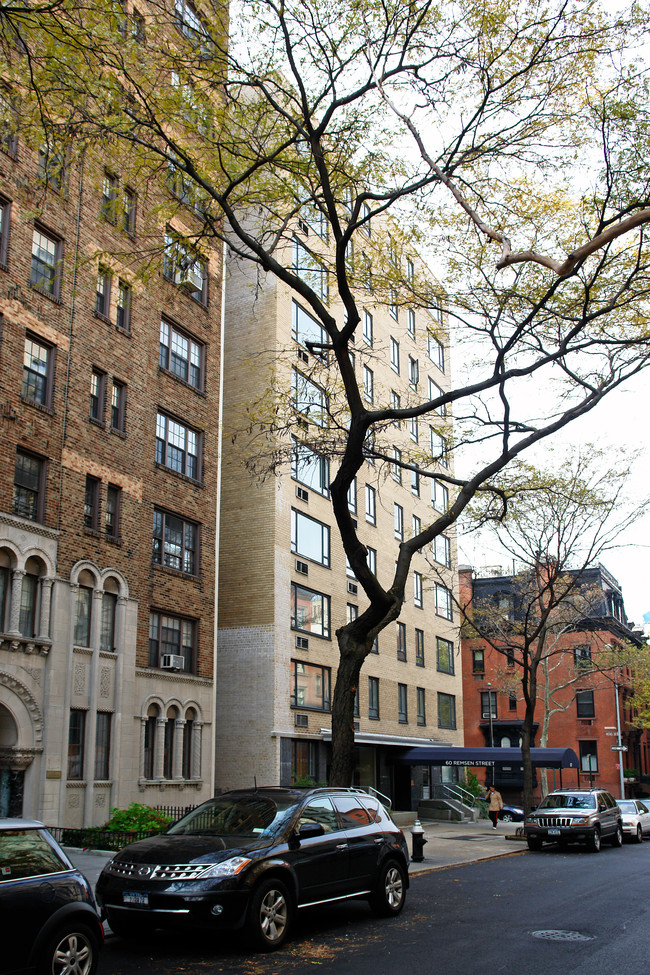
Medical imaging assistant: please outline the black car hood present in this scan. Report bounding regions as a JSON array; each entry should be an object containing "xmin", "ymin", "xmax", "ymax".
[{"xmin": 112, "ymin": 832, "xmax": 276, "ymax": 865}]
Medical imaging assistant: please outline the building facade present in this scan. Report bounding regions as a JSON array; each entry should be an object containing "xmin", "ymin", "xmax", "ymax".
[
  {"xmin": 460, "ymin": 564, "xmax": 650, "ymax": 802},
  {"xmin": 217, "ymin": 217, "xmax": 462, "ymax": 808},
  {"xmin": 0, "ymin": 104, "xmax": 221, "ymax": 824}
]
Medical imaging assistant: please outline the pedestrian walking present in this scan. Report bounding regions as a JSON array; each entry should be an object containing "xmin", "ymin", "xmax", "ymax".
[{"xmin": 486, "ymin": 784, "xmax": 503, "ymax": 829}]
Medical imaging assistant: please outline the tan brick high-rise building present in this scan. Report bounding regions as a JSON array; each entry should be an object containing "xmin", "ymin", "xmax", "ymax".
[
  {"xmin": 0, "ymin": 106, "xmax": 221, "ymax": 824},
  {"xmin": 217, "ymin": 219, "xmax": 463, "ymax": 809}
]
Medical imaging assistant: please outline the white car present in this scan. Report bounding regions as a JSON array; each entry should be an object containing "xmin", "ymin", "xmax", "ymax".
[{"xmin": 617, "ymin": 799, "xmax": 650, "ymax": 842}]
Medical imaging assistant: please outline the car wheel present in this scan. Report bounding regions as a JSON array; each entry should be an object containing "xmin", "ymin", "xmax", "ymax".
[
  {"xmin": 38, "ymin": 921, "xmax": 100, "ymax": 975},
  {"xmin": 106, "ymin": 913, "xmax": 153, "ymax": 939},
  {"xmin": 610, "ymin": 824, "xmax": 623, "ymax": 848},
  {"xmin": 501, "ymin": 812, "xmax": 513, "ymax": 823},
  {"xmin": 246, "ymin": 878, "xmax": 292, "ymax": 951},
  {"xmin": 526, "ymin": 836, "xmax": 542, "ymax": 851},
  {"xmin": 369, "ymin": 860, "xmax": 407, "ymax": 917},
  {"xmin": 588, "ymin": 828, "xmax": 601, "ymax": 853},
  {"xmin": 635, "ymin": 825, "xmax": 643, "ymax": 843}
]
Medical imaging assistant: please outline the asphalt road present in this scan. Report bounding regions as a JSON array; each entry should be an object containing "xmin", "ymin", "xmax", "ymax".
[{"xmin": 97, "ymin": 841, "xmax": 650, "ymax": 975}]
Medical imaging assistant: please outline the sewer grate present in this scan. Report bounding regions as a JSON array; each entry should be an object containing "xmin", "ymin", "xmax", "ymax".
[{"xmin": 531, "ymin": 930, "xmax": 594, "ymax": 942}]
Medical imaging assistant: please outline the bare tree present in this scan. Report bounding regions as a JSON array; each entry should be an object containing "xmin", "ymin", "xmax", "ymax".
[{"xmin": 4, "ymin": 0, "xmax": 650, "ymax": 784}]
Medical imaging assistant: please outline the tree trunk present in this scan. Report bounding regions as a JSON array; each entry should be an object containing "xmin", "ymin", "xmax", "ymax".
[{"xmin": 328, "ymin": 629, "xmax": 368, "ymax": 786}]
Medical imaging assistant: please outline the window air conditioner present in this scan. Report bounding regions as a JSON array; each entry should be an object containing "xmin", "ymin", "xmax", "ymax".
[
  {"xmin": 295, "ymin": 559, "xmax": 309, "ymax": 575},
  {"xmin": 176, "ymin": 266, "xmax": 203, "ymax": 292},
  {"xmin": 295, "ymin": 635, "xmax": 309, "ymax": 650},
  {"xmin": 347, "ymin": 581, "xmax": 358, "ymax": 595},
  {"xmin": 296, "ymin": 486, "xmax": 309, "ymax": 502},
  {"xmin": 297, "ymin": 348, "xmax": 309, "ymax": 364},
  {"xmin": 161, "ymin": 654, "xmax": 185, "ymax": 671},
  {"xmin": 294, "ymin": 713, "xmax": 309, "ymax": 728}
]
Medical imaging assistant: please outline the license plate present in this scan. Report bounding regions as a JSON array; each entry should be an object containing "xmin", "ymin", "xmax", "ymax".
[
  {"xmin": 123, "ymin": 892, "xmax": 149, "ymax": 906},
  {"xmin": 547, "ymin": 829, "xmax": 561, "ymax": 836}
]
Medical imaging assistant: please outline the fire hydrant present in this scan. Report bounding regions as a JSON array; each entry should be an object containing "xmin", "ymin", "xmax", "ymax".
[{"xmin": 411, "ymin": 819, "xmax": 427, "ymax": 862}]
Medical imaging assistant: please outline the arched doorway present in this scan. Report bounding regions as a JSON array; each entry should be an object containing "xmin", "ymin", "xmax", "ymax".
[{"xmin": 0, "ymin": 703, "xmax": 24, "ymax": 817}]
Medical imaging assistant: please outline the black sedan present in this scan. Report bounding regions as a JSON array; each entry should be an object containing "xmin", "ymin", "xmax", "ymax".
[
  {"xmin": 0, "ymin": 818, "xmax": 103, "ymax": 975},
  {"xmin": 96, "ymin": 787, "xmax": 409, "ymax": 951}
]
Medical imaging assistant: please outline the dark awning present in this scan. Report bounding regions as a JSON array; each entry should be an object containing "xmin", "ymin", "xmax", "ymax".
[{"xmin": 391, "ymin": 746, "xmax": 579, "ymax": 769}]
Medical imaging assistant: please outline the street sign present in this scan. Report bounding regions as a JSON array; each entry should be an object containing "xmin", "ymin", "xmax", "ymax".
[{"xmin": 611, "ymin": 745, "xmax": 628, "ymax": 751}]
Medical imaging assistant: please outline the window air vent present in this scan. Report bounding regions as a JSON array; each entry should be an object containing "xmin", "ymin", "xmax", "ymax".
[
  {"xmin": 161, "ymin": 654, "xmax": 185, "ymax": 671},
  {"xmin": 296, "ymin": 486, "xmax": 309, "ymax": 502},
  {"xmin": 298, "ymin": 218, "xmax": 309, "ymax": 236},
  {"xmin": 297, "ymin": 348, "xmax": 309, "ymax": 364},
  {"xmin": 353, "ymin": 721, "xmax": 360, "ymax": 731},
  {"xmin": 347, "ymin": 581, "xmax": 358, "ymax": 595},
  {"xmin": 295, "ymin": 559, "xmax": 309, "ymax": 575},
  {"xmin": 295, "ymin": 635, "xmax": 309, "ymax": 650},
  {"xmin": 294, "ymin": 713, "xmax": 309, "ymax": 728}
]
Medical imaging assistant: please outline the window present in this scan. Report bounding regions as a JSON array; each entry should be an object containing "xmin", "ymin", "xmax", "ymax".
[
  {"xmin": 472, "ymin": 647, "xmax": 484, "ymax": 673},
  {"xmin": 408, "ymin": 355, "xmax": 419, "ymax": 389},
  {"xmin": 506, "ymin": 647, "xmax": 515, "ymax": 668},
  {"xmin": 163, "ymin": 232, "xmax": 207, "ymax": 304},
  {"xmin": 0, "ymin": 196, "xmax": 10, "ymax": 266},
  {"xmin": 417, "ymin": 687, "xmax": 426, "ymax": 726},
  {"xmin": 437, "ymin": 637, "xmax": 454, "ymax": 674},
  {"xmin": 291, "ymin": 438, "xmax": 329, "ymax": 496},
  {"xmin": 392, "ymin": 447, "xmax": 402, "ymax": 484},
  {"xmin": 438, "ymin": 692, "xmax": 456, "ymax": 729},
  {"xmin": 156, "ymin": 411, "xmax": 201, "ymax": 480},
  {"xmin": 116, "ymin": 280, "xmax": 131, "ymax": 332},
  {"xmin": 415, "ymin": 628, "xmax": 424, "ymax": 667},
  {"xmin": 67, "ymin": 710, "xmax": 86, "ymax": 780},
  {"xmin": 435, "ymin": 584, "xmax": 453, "ymax": 620},
  {"xmin": 38, "ymin": 143, "xmax": 66, "ymax": 193},
  {"xmin": 414, "ymin": 571, "xmax": 423, "ymax": 608},
  {"xmin": 481, "ymin": 690, "xmax": 497, "ymax": 719},
  {"xmin": 363, "ymin": 365, "xmax": 374, "ymax": 403},
  {"xmin": 30, "ymin": 226, "xmax": 62, "ymax": 298},
  {"xmin": 346, "ymin": 556, "xmax": 356, "ymax": 579},
  {"xmin": 182, "ymin": 707, "xmax": 196, "ymax": 779},
  {"xmin": 105, "ymin": 484, "xmax": 121, "ymax": 539},
  {"xmin": 433, "ymin": 534, "xmax": 451, "ymax": 567},
  {"xmin": 396, "ymin": 621, "xmax": 406, "ymax": 661},
  {"xmin": 428, "ymin": 332, "xmax": 445, "ymax": 371},
  {"xmin": 412, "ymin": 513, "xmax": 421, "ymax": 536},
  {"xmin": 346, "ymin": 603, "xmax": 358, "ymax": 623},
  {"xmin": 407, "ymin": 308, "xmax": 416, "ymax": 338},
  {"xmin": 509, "ymin": 693, "xmax": 517, "ymax": 711},
  {"xmin": 0, "ymin": 89, "xmax": 18, "ymax": 157},
  {"xmin": 13, "ymin": 450, "xmax": 45, "ymax": 522},
  {"xmin": 368, "ymin": 676, "xmax": 379, "ymax": 719},
  {"xmin": 153, "ymin": 508, "xmax": 198, "ymax": 574},
  {"xmin": 84, "ymin": 475, "xmax": 100, "ymax": 530},
  {"xmin": 291, "ymin": 583, "xmax": 330, "ymax": 638},
  {"xmin": 292, "ymin": 239, "xmax": 328, "ymax": 303},
  {"xmin": 143, "ymin": 705, "xmax": 158, "ymax": 779},
  {"xmin": 90, "ymin": 368, "xmax": 105, "ymax": 422},
  {"xmin": 100, "ymin": 593, "xmax": 117, "ymax": 651},
  {"xmin": 347, "ymin": 477, "xmax": 357, "ymax": 513},
  {"xmin": 74, "ymin": 585, "xmax": 92, "ymax": 647},
  {"xmin": 409, "ymin": 416, "xmax": 419, "ymax": 443},
  {"xmin": 430, "ymin": 428, "xmax": 448, "ymax": 467},
  {"xmin": 579, "ymin": 740, "xmax": 598, "ymax": 774},
  {"xmin": 94, "ymin": 713, "xmax": 111, "ymax": 780},
  {"xmin": 365, "ymin": 485, "xmax": 376, "ymax": 525},
  {"xmin": 174, "ymin": 0, "xmax": 211, "ymax": 49},
  {"xmin": 394, "ymin": 503, "xmax": 404, "ymax": 540},
  {"xmin": 292, "ymin": 300, "xmax": 327, "ymax": 351},
  {"xmin": 96, "ymin": 267, "xmax": 111, "ymax": 318},
  {"xmin": 110, "ymin": 380, "xmax": 126, "ymax": 432},
  {"xmin": 149, "ymin": 611, "xmax": 196, "ymax": 673},
  {"xmin": 411, "ymin": 467, "xmax": 420, "ymax": 497},
  {"xmin": 407, "ymin": 257, "xmax": 414, "ymax": 284},
  {"xmin": 101, "ymin": 172, "xmax": 118, "ymax": 222},
  {"xmin": 367, "ymin": 546, "xmax": 377, "ymax": 575},
  {"xmin": 428, "ymin": 377, "xmax": 447, "ymax": 415},
  {"xmin": 0, "ymin": 567, "xmax": 10, "ymax": 632},
  {"xmin": 291, "ymin": 509, "xmax": 330, "ymax": 566},
  {"xmin": 19, "ymin": 573, "xmax": 38, "ymax": 638},
  {"xmin": 122, "ymin": 188, "xmax": 136, "ymax": 235},
  {"xmin": 398, "ymin": 683, "xmax": 408, "ymax": 723},
  {"xmin": 389, "ymin": 289, "xmax": 398, "ymax": 320},
  {"xmin": 132, "ymin": 8, "xmax": 145, "ymax": 41},
  {"xmin": 390, "ymin": 337, "xmax": 400, "ymax": 373},
  {"xmin": 432, "ymin": 479, "xmax": 449, "ymax": 512},
  {"xmin": 290, "ymin": 660, "xmax": 331, "ymax": 711},
  {"xmin": 159, "ymin": 319, "xmax": 203, "ymax": 390},
  {"xmin": 576, "ymin": 690, "xmax": 595, "ymax": 718},
  {"xmin": 22, "ymin": 333, "xmax": 54, "ymax": 407},
  {"xmin": 163, "ymin": 707, "xmax": 177, "ymax": 779},
  {"xmin": 574, "ymin": 644, "xmax": 592, "ymax": 666},
  {"xmin": 391, "ymin": 390, "xmax": 401, "ymax": 426},
  {"xmin": 363, "ymin": 310, "xmax": 373, "ymax": 346},
  {"xmin": 292, "ymin": 369, "xmax": 328, "ymax": 426}
]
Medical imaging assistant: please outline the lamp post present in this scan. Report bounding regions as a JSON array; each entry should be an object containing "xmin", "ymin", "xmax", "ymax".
[{"xmin": 614, "ymin": 667, "xmax": 626, "ymax": 800}]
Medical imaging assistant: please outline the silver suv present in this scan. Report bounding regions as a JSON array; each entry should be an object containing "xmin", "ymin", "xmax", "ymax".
[{"xmin": 524, "ymin": 788, "xmax": 623, "ymax": 853}]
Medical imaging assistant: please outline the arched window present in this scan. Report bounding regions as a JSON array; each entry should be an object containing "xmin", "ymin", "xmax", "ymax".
[
  {"xmin": 0, "ymin": 550, "xmax": 13, "ymax": 633},
  {"xmin": 19, "ymin": 557, "xmax": 45, "ymax": 638},
  {"xmin": 100, "ymin": 577, "xmax": 119, "ymax": 651},
  {"xmin": 144, "ymin": 704, "xmax": 159, "ymax": 779},
  {"xmin": 74, "ymin": 569, "xmax": 95, "ymax": 647},
  {"xmin": 164, "ymin": 706, "xmax": 178, "ymax": 779},
  {"xmin": 182, "ymin": 707, "xmax": 196, "ymax": 779}
]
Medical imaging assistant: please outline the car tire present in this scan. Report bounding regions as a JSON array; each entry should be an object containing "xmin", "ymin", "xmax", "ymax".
[
  {"xmin": 106, "ymin": 913, "xmax": 154, "ymax": 939},
  {"xmin": 635, "ymin": 825, "xmax": 643, "ymax": 843},
  {"xmin": 610, "ymin": 824, "xmax": 623, "ymax": 847},
  {"xmin": 588, "ymin": 828, "xmax": 601, "ymax": 853},
  {"xmin": 369, "ymin": 860, "xmax": 407, "ymax": 917},
  {"xmin": 246, "ymin": 877, "xmax": 292, "ymax": 951},
  {"xmin": 38, "ymin": 920, "xmax": 100, "ymax": 975},
  {"xmin": 501, "ymin": 812, "xmax": 513, "ymax": 823},
  {"xmin": 526, "ymin": 836, "xmax": 542, "ymax": 851}
]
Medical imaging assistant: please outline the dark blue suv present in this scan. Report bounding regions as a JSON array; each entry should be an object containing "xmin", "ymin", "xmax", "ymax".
[
  {"xmin": 96, "ymin": 787, "xmax": 409, "ymax": 951},
  {"xmin": 0, "ymin": 819, "xmax": 104, "ymax": 975}
]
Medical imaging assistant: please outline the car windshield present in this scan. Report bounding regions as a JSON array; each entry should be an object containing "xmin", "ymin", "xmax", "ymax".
[
  {"xmin": 168, "ymin": 795, "xmax": 300, "ymax": 838},
  {"xmin": 618, "ymin": 801, "xmax": 637, "ymax": 813},
  {"xmin": 538, "ymin": 794, "xmax": 596, "ymax": 810}
]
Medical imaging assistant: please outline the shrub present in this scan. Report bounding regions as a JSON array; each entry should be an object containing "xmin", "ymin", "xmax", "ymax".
[{"xmin": 102, "ymin": 803, "xmax": 173, "ymax": 833}]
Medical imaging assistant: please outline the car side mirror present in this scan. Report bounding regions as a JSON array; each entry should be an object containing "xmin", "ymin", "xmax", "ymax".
[{"xmin": 297, "ymin": 822, "xmax": 325, "ymax": 840}]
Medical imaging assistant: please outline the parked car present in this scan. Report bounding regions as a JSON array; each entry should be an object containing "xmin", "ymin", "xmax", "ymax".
[
  {"xmin": 617, "ymin": 799, "xmax": 650, "ymax": 842},
  {"xmin": 96, "ymin": 787, "xmax": 409, "ymax": 951},
  {"xmin": 524, "ymin": 788, "xmax": 623, "ymax": 852},
  {"xmin": 0, "ymin": 818, "xmax": 104, "ymax": 975},
  {"xmin": 499, "ymin": 804, "xmax": 524, "ymax": 823}
]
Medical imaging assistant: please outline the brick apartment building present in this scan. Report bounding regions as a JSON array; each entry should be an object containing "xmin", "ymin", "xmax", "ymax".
[
  {"xmin": 460, "ymin": 564, "xmax": 650, "ymax": 802},
  {"xmin": 217, "ymin": 216, "xmax": 462, "ymax": 809},
  {"xmin": 0, "ymin": 103, "xmax": 221, "ymax": 824}
]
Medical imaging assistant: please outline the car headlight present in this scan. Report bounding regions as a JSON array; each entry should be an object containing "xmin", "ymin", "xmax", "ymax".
[
  {"xmin": 571, "ymin": 817, "xmax": 592, "ymax": 826},
  {"xmin": 198, "ymin": 857, "xmax": 252, "ymax": 879}
]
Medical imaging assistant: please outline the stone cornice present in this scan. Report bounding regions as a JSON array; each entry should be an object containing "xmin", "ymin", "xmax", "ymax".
[
  {"xmin": 135, "ymin": 667, "xmax": 212, "ymax": 686},
  {"xmin": 0, "ymin": 635, "xmax": 51, "ymax": 657},
  {"xmin": 0, "ymin": 511, "xmax": 59, "ymax": 541}
]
